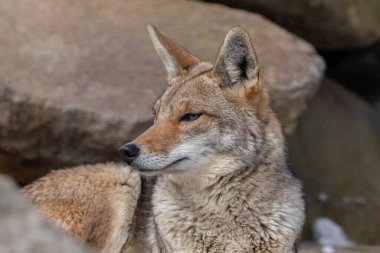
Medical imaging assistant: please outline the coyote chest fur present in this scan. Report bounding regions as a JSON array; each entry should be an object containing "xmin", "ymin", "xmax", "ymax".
[
  {"xmin": 24, "ymin": 25, "xmax": 305, "ymax": 253},
  {"xmin": 122, "ymin": 26, "xmax": 305, "ymax": 253}
]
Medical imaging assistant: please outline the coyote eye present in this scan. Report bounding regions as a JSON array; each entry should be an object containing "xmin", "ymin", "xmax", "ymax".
[{"xmin": 180, "ymin": 113, "xmax": 202, "ymax": 122}]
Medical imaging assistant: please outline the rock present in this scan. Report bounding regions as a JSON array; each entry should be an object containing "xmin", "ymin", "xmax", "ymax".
[
  {"xmin": 376, "ymin": 101, "xmax": 380, "ymax": 116},
  {"xmin": 0, "ymin": 0, "xmax": 324, "ymax": 167},
  {"xmin": 0, "ymin": 175, "xmax": 92, "ymax": 253},
  {"xmin": 204, "ymin": 0, "xmax": 380, "ymax": 50},
  {"xmin": 0, "ymin": 150, "xmax": 56, "ymax": 185},
  {"xmin": 289, "ymin": 80, "xmax": 380, "ymax": 244}
]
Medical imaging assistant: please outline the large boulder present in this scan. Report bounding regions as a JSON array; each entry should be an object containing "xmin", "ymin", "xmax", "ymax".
[
  {"xmin": 0, "ymin": 175, "xmax": 92, "ymax": 253},
  {"xmin": 0, "ymin": 0, "xmax": 324, "ymax": 168},
  {"xmin": 204, "ymin": 0, "xmax": 380, "ymax": 50},
  {"xmin": 289, "ymin": 80, "xmax": 380, "ymax": 244},
  {"xmin": 0, "ymin": 150, "xmax": 55, "ymax": 185}
]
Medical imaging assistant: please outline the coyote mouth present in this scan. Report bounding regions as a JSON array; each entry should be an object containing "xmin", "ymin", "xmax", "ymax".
[{"xmin": 137, "ymin": 157, "xmax": 188, "ymax": 173}]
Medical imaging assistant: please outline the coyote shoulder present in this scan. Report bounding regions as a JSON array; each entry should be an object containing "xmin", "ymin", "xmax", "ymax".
[{"xmin": 24, "ymin": 25, "xmax": 305, "ymax": 253}]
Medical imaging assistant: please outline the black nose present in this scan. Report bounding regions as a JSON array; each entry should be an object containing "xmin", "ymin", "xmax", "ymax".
[{"xmin": 119, "ymin": 143, "xmax": 140, "ymax": 165}]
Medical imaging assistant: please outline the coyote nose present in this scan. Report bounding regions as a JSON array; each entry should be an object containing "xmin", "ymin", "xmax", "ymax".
[{"xmin": 119, "ymin": 143, "xmax": 140, "ymax": 165}]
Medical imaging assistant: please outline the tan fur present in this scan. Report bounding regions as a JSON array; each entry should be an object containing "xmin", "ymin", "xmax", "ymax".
[
  {"xmin": 147, "ymin": 25, "xmax": 200, "ymax": 80},
  {"xmin": 23, "ymin": 26, "xmax": 305, "ymax": 253},
  {"xmin": 23, "ymin": 163, "xmax": 140, "ymax": 253},
  {"xmin": 133, "ymin": 120, "xmax": 181, "ymax": 155}
]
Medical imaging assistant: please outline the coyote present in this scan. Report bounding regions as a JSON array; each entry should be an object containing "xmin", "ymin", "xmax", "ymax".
[{"xmin": 23, "ymin": 26, "xmax": 305, "ymax": 253}]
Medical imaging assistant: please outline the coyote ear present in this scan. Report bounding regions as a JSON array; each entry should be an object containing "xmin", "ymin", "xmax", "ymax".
[
  {"xmin": 212, "ymin": 27, "xmax": 260, "ymax": 90},
  {"xmin": 147, "ymin": 25, "xmax": 200, "ymax": 80}
]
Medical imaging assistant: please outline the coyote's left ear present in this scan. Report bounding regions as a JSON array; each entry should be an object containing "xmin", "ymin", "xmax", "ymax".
[
  {"xmin": 212, "ymin": 27, "xmax": 261, "ymax": 92},
  {"xmin": 147, "ymin": 25, "xmax": 200, "ymax": 81}
]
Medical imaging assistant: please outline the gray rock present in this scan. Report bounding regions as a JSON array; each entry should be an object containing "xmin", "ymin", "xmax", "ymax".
[
  {"xmin": 0, "ymin": 0, "xmax": 324, "ymax": 167},
  {"xmin": 0, "ymin": 150, "xmax": 54, "ymax": 185},
  {"xmin": 289, "ymin": 80, "xmax": 380, "ymax": 244},
  {"xmin": 203, "ymin": 0, "xmax": 380, "ymax": 50},
  {"xmin": 0, "ymin": 175, "xmax": 92, "ymax": 253}
]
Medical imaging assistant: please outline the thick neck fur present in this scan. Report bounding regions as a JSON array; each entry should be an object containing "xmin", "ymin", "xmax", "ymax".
[{"xmin": 146, "ymin": 112, "xmax": 304, "ymax": 253}]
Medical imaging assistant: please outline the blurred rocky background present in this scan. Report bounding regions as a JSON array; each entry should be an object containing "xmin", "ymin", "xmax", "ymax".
[
  {"xmin": 0, "ymin": 0, "xmax": 379, "ymax": 251},
  {"xmin": 0, "ymin": 175, "xmax": 92, "ymax": 253}
]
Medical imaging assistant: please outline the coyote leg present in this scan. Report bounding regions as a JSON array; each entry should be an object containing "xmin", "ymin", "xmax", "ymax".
[{"xmin": 23, "ymin": 163, "xmax": 141, "ymax": 253}]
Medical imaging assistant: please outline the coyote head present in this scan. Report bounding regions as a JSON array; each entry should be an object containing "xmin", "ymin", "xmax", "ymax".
[{"xmin": 120, "ymin": 25, "xmax": 282, "ymax": 178}]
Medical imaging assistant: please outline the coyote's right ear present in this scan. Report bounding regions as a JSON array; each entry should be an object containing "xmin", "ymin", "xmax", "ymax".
[
  {"xmin": 212, "ymin": 27, "xmax": 261, "ymax": 93},
  {"xmin": 147, "ymin": 25, "xmax": 200, "ymax": 81}
]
